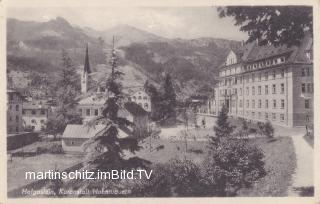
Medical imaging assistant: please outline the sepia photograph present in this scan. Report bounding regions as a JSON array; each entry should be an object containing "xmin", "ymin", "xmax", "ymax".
[{"xmin": 2, "ymin": 1, "xmax": 317, "ymax": 201}]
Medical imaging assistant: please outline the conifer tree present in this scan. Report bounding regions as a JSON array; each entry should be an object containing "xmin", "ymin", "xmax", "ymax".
[
  {"xmin": 144, "ymin": 80, "xmax": 162, "ymax": 121},
  {"xmin": 211, "ymin": 104, "xmax": 233, "ymax": 144},
  {"xmin": 160, "ymin": 73, "xmax": 176, "ymax": 124},
  {"xmin": 46, "ymin": 50, "xmax": 81, "ymax": 137},
  {"xmin": 84, "ymin": 38, "xmax": 141, "ymax": 171}
]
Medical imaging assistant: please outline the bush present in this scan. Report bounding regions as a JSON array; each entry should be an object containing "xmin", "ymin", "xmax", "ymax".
[
  {"xmin": 257, "ymin": 122, "xmax": 265, "ymax": 136},
  {"xmin": 204, "ymin": 138, "xmax": 266, "ymax": 196},
  {"xmin": 263, "ymin": 121, "xmax": 274, "ymax": 138},
  {"xmin": 187, "ymin": 148, "xmax": 203, "ymax": 154},
  {"xmin": 48, "ymin": 143, "xmax": 64, "ymax": 154}
]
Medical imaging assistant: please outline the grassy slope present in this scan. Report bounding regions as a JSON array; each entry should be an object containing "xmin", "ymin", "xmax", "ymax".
[{"xmin": 238, "ymin": 137, "xmax": 296, "ymax": 196}]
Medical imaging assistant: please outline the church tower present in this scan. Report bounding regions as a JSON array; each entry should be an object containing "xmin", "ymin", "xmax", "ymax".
[{"xmin": 81, "ymin": 44, "xmax": 91, "ymax": 94}]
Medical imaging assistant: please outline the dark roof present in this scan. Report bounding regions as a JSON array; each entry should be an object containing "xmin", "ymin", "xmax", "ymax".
[
  {"xmin": 84, "ymin": 44, "xmax": 91, "ymax": 74},
  {"xmin": 124, "ymin": 102, "xmax": 148, "ymax": 116},
  {"xmin": 220, "ymin": 34, "xmax": 312, "ymax": 70},
  {"xmin": 245, "ymin": 35, "xmax": 313, "ymax": 63}
]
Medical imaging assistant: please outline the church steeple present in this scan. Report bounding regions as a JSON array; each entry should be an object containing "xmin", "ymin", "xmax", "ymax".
[
  {"xmin": 84, "ymin": 43, "xmax": 91, "ymax": 74},
  {"xmin": 81, "ymin": 43, "xmax": 91, "ymax": 94}
]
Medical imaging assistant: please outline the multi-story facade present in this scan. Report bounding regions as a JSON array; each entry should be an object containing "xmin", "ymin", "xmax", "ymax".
[
  {"xmin": 214, "ymin": 36, "xmax": 313, "ymax": 127},
  {"xmin": 7, "ymin": 89, "xmax": 24, "ymax": 133},
  {"xmin": 7, "ymin": 70, "xmax": 31, "ymax": 89},
  {"xmin": 77, "ymin": 94, "xmax": 106, "ymax": 123},
  {"xmin": 22, "ymin": 101, "xmax": 51, "ymax": 132},
  {"xmin": 128, "ymin": 90, "xmax": 151, "ymax": 112}
]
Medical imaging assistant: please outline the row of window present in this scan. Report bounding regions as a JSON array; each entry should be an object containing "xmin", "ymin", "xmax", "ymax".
[
  {"xmin": 79, "ymin": 108, "xmax": 101, "ymax": 117},
  {"xmin": 238, "ymin": 99, "xmax": 285, "ymax": 109},
  {"xmin": 131, "ymin": 96, "xmax": 149, "ymax": 101},
  {"xmin": 240, "ymin": 111, "xmax": 286, "ymax": 122},
  {"xmin": 220, "ymin": 83, "xmax": 285, "ymax": 96},
  {"xmin": 301, "ymin": 83, "xmax": 314, "ymax": 93},
  {"xmin": 22, "ymin": 109, "xmax": 46, "ymax": 115},
  {"xmin": 8, "ymin": 126, "xmax": 20, "ymax": 133},
  {"xmin": 220, "ymin": 67, "xmax": 312, "ymax": 87},
  {"xmin": 245, "ymin": 57, "xmax": 286, "ymax": 71},
  {"xmin": 221, "ymin": 99, "xmax": 311, "ymax": 109},
  {"xmin": 221, "ymin": 56, "xmax": 288, "ymax": 77},
  {"xmin": 220, "ymin": 68, "xmax": 286, "ymax": 86},
  {"xmin": 8, "ymin": 115, "xmax": 20, "ymax": 122},
  {"xmin": 8, "ymin": 104, "xmax": 20, "ymax": 111}
]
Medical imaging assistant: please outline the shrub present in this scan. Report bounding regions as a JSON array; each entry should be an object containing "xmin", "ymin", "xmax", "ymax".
[
  {"xmin": 187, "ymin": 148, "xmax": 203, "ymax": 154},
  {"xmin": 263, "ymin": 121, "xmax": 274, "ymax": 138},
  {"xmin": 257, "ymin": 122, "xmax": 265, "ymax": 136},
  {"xmin": 48, "ymin": 143, "xmax": 64, "ymax": 154},
  {"xmin": 204, "ymin": 138, "xmax": 266, "ymax": 196}
]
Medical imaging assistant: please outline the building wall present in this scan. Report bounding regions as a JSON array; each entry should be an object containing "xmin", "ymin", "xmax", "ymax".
[
  {"xmin": 78, "ymin": 105, "xmax": 104, "ymax": 123},
  {"xmin": 7, "ymin": 92, "xmax": 23, "ymax": 133},
  {"xmin": 62, "ymin": 138, "xmax": 88, "ymax": 152},
  {"xmin": 291, "ymin": 64, "xmax": 313, "ymax": 126},
  {"xmin": 7, "ymin": 70, "xmax": 31, "ymax": 89},
  {"xmin": 22, "ymin": 108, "xmax": 49, "ymax": 132},
  {"xmin": 129, "ymin": 91, "xmax": 151, "ymax": 112},
  {"xmin": 215, "ymin": 55, "xmax": 313, "ymax": 127}
]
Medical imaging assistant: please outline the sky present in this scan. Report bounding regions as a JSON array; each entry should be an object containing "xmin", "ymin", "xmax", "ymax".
[{"xmin": 7, "ymin": 7, "xmax": 248, "ymax": 41}]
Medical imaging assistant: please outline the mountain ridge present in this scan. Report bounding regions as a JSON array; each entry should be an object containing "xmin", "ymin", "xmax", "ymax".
[{"xmin": 7, "ymin": 17, "xmax": 241, "ymax": 98}]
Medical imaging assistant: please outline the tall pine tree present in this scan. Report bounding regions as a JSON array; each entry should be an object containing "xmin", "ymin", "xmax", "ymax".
[
  {"xmin": 46, "ymin": 49, "xmax": 81, "ymax": 138},
  {"xmin": 210, "ymin": 104, "xmax": 233, "ymax": 146},
  {"xmin": 84, "ymin": 38, "xmax": 141, "ymax": 171},
  {"xmin": 160, "ymin": 73, "xmax": 176, "ymax": 124}
]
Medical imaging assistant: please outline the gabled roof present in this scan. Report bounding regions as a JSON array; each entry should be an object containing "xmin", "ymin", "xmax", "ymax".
[
  {"xmin": 77, "ymin": 93, "xmax": 107, "ymax": 105},
  {"xmin": 62, "ymin": 124, "xmax": 130, "ymax": 139},
  {"xmin": 245, "ymin": 35, "xmax": 313, "ymax": 63},
  {"xmin": 62, "ymin": 124, "xmax": 106, "ymax": 139}
]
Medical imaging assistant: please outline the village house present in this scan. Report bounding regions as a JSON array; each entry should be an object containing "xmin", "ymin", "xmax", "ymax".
[
  {"xmin": 128, "ymin": 90, "xmax": 151, "ymax": 112},
  {"xmin": 7, "ymin": 89, "xmax": 24, "ymax": 133},
  {"xmin": 213, "ymin": 35, "xmax": 313, "ymax": 127},
  {"xmin": 62, "ymin": 124, "xmax": 130, "ymax": 152},
  {"xmin": 7, "ymin": 70, "xmax": 31, "ymax": 89},
  {"xmin": 22, "ymin": 100, "xmax": 51, "ymax": 132},
  {"xmin": 118, "ymin": 102, "xmax": 149, "ymax": 139}
]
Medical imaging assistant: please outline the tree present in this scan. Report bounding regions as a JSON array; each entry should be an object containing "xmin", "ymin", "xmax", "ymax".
[
  {"xmin": 263, "ymin": 121, "xmax": 274, "ymax": 138},
  {"xmin": 212, "ymin": 104, "xmax": 233, "ymax": 141},
  {"xmin": 204, "ymin": 138, "xmax": 266, "ymax": 196},
  {"xmin": 160, "ymin": 73, "xmax": 176, "ymax": 124},
  {"xmin": 83, "ymin": 38, "xmax": 141, "ymax": 172},
  {"xmin": 144, "ymin": 80, "xmax": 162, "ymax": 121},
  {"xmin": 45, "ymin": 50, "xmax": 81, "ymax": 137},
  {"xmin": 217, "ymin": 6, "xmax": 312, "ymax": 46}
]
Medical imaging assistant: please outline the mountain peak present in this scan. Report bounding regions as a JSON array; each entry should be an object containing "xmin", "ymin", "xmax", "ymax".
[{"xmin": 47, "ymin": 16, "xmax": 72, "ymax": 28}]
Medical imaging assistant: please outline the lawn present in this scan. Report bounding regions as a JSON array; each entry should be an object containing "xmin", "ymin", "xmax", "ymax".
[
  {"xmin": 7, "ymin": 150, "xmax": 83, "ymax": 191},
  {"xmin": 131, "ymin": 138, "xmax": 209, "ymax": 165},
  {"xmin": 7, "ymin": 130, "xmax": 296, "ymax": 197},
  {"xmin": 238, "ymin": 136, "xmax": 296, "ymax": 196},
  {"xmin": 129, "ymin": 135, "xmax": 296, "ymax": 197}
]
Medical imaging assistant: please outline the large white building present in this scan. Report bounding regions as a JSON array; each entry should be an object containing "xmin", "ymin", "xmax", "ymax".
[{"xmin": 212, "ymin": 35, "xmax": 313, "ymax": 127}]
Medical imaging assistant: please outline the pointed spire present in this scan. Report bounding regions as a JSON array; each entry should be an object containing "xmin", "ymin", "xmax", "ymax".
[{"xmin": 84, "ymin": 43, "xmax": 91, "ymax": 74}]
